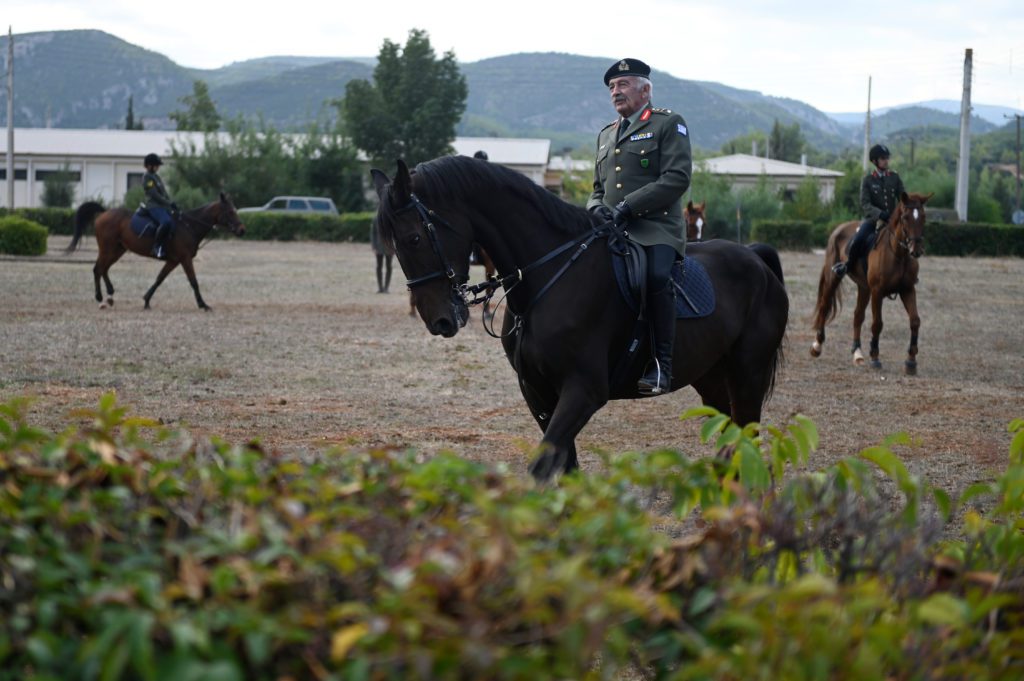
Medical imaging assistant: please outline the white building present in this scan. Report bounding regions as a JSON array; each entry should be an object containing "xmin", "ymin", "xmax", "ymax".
[
  {"xmin": 0, "ymin": 129, "xmax": 554, "ymax": 208},
  {"xmin": 696, "ymin": 154, "xmax": 844, "ymax": 203}
]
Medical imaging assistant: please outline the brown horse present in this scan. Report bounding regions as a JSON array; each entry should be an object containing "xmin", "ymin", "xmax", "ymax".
[
  {"xmin": 67, "ymin": 192, "xmax": 245, "ymax": 310},
  {"xmin": 810, "ymin": 192, "xmax": 932, "ymax": 374},
  {"xmin": 684, "ymin": 200, "xmax": 706, "ymax": 242}
]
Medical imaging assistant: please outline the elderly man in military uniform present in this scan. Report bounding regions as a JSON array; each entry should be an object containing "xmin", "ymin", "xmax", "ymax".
[
  {"xmin": 833, "ymin": 143, "xmax": 906, "ymax": 279},
  {"xmin": 586, "ymin": 58, "xmax": 692, "ymax": 395}
]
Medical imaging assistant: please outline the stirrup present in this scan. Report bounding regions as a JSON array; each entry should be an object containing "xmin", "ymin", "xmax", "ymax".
[
  {"xmin": 831, "ymin": 261, "xmax": 847, "ymax": 277},
  {"xmin": 638, "ymin": 361, "xmax": 670, "ymax": 395}
]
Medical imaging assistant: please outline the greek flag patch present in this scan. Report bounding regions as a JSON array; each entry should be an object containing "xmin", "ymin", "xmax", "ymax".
[
  {"xmin": 677, "ymin": 124, "xmax": 688, "ymax": 136},
  {"xmin": 629, "ymin": 132, "xmax": 654, "ymax": 141}
]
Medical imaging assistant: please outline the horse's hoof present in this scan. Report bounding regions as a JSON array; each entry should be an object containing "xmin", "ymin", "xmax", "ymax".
[
  {"xmin": 106, "ymin": 298, "xmax": 114, "ymax": 307},
  {"xmin": 99, "ymin": 301, "xmax": 109, "ymax": 310},
  {"xmin": 529, "ymin": 451, "xmax": 565, "ymax": 482},
  {"xmin": 810, "ymin": 340, "xmax": 822, "ymax": 357},
  {"xmin": 853, "ymin": 348, "xmax": 866, "ymax": 365},
  {"xmin": 904, "ymin": 360, "xmax": 917, "ymax": 376},
  {"xmin": 871, "ymin": 359, "xmax": 882, "ymax": 370}
]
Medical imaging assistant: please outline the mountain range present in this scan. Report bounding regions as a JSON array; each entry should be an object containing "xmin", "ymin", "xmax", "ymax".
[{"xmin": 1, "ymin": 29, "xmax": 1019, "ymax": 154}]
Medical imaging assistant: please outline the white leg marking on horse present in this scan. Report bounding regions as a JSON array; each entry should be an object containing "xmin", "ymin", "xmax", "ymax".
[
  {"xmin": 812, "ymin": 340, "xmax": 821, "ymax": 353},
  {"xmin": 853, "ymin": 348, "xmax": 865, "ymax": 365}
]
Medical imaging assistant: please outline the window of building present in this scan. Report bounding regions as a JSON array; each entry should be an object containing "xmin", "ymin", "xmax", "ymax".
[
  {"xmin": 0, "ymin": 169, "xmax": 28, "ymax": 180},
  {"xmin": 127, "ymin": 173, "xmax": 144, "ymax": 190},
  {"xmin": 35, "ymin": 169, "xmax": 82, "ymax": 182}
]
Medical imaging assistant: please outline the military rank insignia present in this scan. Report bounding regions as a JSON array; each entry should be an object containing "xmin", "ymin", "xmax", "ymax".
[
  {"xmin": 629, "ymin": 132, "xmax": 654, "ymax": 141},
  {"xmin": 640, "ymin": 159, "xmax": 650, "ymax": 168}
]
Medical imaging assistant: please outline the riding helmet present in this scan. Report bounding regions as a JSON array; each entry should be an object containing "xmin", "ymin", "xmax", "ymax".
[
  {"xmin": 869, "ymin": 144, "xmax": 891, "ymax": 164},
  {"xmin": 144, "ymin": 153, "xmax": 163, "ymax": 167}
]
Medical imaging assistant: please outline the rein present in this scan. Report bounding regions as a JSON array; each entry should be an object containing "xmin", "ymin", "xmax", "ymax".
[{"xmin": 397, "ymin": 192, "xmax": 614, "ymax": 339}]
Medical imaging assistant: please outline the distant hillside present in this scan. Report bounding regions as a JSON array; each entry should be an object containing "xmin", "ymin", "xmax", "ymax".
[
  {"xmin": 0, "ymin": 29, "xmax": 195, "ymax": 128},
  {"xmin": 1, "ymin": 30, "xmax": 1010, "ymax": 154}
]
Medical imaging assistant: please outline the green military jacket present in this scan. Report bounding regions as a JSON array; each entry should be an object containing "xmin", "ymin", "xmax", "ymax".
[
  {"xmin": 860, "ymin": 169, "xmax": 906, "ymax": 221},
  {"xmin": 142, "ymin": 171, "xmax": 173, "ymax": 211},
  {"xmin": 586, "ymin": 103, "xmax": 692, "ymax": 255}
]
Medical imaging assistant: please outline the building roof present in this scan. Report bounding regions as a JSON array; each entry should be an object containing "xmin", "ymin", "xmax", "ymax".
[
  {"xmin": 698, "ymin": 154, "xmax": 843, "ymax": 178},
  {"xmin": 1, "ymin": 128, "xmax": 552, "ymax": 167}
]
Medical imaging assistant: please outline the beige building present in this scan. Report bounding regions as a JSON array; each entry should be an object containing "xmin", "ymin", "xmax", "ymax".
[
  {"xmin": 0, "ymin": 129, "xmax": 554, "ymax": 209},
  {"xmin": 697, "ymin": 154, "xmax": 844, "ymax": 203}
]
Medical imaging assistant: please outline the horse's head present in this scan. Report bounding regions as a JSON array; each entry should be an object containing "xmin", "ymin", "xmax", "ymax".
[
  {"xmin": 895, "ymin": 192, "xmax": 932, "ymax": 258},
  {"xmin": 685, "ymin": 200, "xmax": 706, "ymax": 242},
  {"xmin": 215, "ymin": 192, "xmax": 246, "ymax": 237},
  {"xmin": 372, "ymin": 160, "xmax": 472, "ymax": 338}
]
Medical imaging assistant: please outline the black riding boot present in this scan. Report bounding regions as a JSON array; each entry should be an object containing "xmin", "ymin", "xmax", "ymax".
[
  {"xmin": 152, "ymin": 223, "xmax": 170, "ymax": 259},
  {"xmin": 833, "ymin": 220, "xmax": 873, "ymax": 279},
  {"xmin": 638, "ymin": 285, "xmax": 676, "ymax": 395}
]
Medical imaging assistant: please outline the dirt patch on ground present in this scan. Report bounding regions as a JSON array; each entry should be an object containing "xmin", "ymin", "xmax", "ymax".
[{"xmin": 2, "ymin": 237, "xmax": 1022, "ymax": 496}]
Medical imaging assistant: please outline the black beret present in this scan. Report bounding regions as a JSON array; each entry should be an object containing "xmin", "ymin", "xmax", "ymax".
[{"xmin": 603, "ymin": 58, "xmax": 652, "ymax": 86}]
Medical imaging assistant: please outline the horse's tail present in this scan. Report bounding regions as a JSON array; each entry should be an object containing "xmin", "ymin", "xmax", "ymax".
[
  {"xmin": 67, "ymin": 201, "xmax": 105, "ymax": 253},
  {"xmin": 747, "ymin": 242, "xmax": 785, "ymax": 287},
  {"xmin": 748, "ymin": 242, "xmax": 787, "ymax": 405},
  {"xmin": 810, "ymin": 232, "xmax": 845, "ymax": 331}
]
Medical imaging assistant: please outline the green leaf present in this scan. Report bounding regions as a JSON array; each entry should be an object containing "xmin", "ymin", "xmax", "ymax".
[
  {"xmin": 861, "ymin": 446, "xmax": 909, "ymax": 484},
  {"xmin": 699, "ymin": 414, "xmax": 730, "ymax": 443},
  {"xmin": 917, "ymin": 593, "xmax": 968, "ymax": 628},
  {"xmin": 680, "ymin": 406, "xmax": 721, "ymax": 421},
  {"xmin": 932, "ymin": 488, "xmax": 953, "ymax": 520}
]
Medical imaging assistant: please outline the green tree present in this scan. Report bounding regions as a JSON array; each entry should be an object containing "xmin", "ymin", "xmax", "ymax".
[
  {"xmin": 41, "ymin": 165, "xmax": 76, "ymax": 208},
  {"xmin": 341, "ymin": 29, "xmax": 467, "ymax": 166},
  {"xmin": 782, "ymin": 176, "xmax": 827, "ymax": 223},
  {"xmin": 720, "ymin": 130, "xmax": 768, "ymax": 157},
  {"xmin": 124, "ymin": 95, "xmax": 143, "ymax": 130},
  {"xmin": 169, "ymin": 80, "xmax": 221, "ymax": 132},
  {"xmin": 769, "ymin": 119, "xmax": 804, "ymax": 163}
]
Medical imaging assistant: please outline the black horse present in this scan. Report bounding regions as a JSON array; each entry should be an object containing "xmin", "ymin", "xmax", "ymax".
[{"xmin": 373, "ymin": 157, "xmax": 788, "ymax": 480}]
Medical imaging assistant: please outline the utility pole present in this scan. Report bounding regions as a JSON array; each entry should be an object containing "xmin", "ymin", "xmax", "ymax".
[
  {"xmin": 862, "ymin": 76, "xmax": 872, "ymax": 172},
  {"xmin": 5, "ymin": 26, "xmax": 13, "ymax": 210},
  {"xmin": 910, "ymin": 137, "xmax": 915, "ymax": 167},
  {"xmin": 954, "ymin": 48, "xmax": 973, "ymax": 222},
  {"xmin": 1006, "ymin": 113, "xmax": 1022, "ymax": 221}
]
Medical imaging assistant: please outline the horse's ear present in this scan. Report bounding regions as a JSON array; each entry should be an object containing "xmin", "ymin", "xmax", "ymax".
[
  {"xmin": 370, "ymin": 169, "xmax": 391, "ymax": 199},
  {"xmin": 686, "ymin": 200, "xmax": 694, "ymax": 211},
  {"xmin": 699, "ymin": 201, "xmax": 706, "ymax": 212},
  {"xmin": 900, "ymin": 191, "xmax": 910, "ymax": 204},
  {"xmin": 219, "ymin": 191, "xmax": 228, "ymax": 204},
  {"xmin": 393, "ymin": 160, "xmax": 412, "ymax": 203}
]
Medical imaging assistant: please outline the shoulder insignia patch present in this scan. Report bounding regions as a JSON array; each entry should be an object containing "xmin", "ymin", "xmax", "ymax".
[
  {"xmin": 677, "ymin": 124, "xmax": 688, "ymax": 136},
  {"xmin": 145, "ymin": 180, "xmax": 155, "ymax": 188}
]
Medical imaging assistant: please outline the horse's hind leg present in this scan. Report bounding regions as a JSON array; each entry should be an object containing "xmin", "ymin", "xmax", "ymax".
[
  {"xmin": 93, "ymin": 245, "xmax": 126, "ymax": 309},
  {"xmin": 851, "ymin": 285, "xmax": 870, "ymax": 365},
  {"xmin": 899, "ymin": 288, "xmax": 920, "ymax": 375}
]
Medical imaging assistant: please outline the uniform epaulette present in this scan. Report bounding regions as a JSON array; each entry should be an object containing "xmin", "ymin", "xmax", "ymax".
[
  {"xmin": 651, "ymin": 107, "xmax": 673, "ymax": 114},
  {"xmin": 600, "ymin": 120, "xmax": 617, "ymax": 131}
]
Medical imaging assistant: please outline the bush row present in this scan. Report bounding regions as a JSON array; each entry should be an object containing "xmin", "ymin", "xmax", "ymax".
[
  {"xmin": 229, "ymin": 211, "xmax": 374, "ymax": 242},
  {"xmin": 1, "ymin": 396, "xmax": 1022, "ymax": 680},
  {"xmin": 0, "ymin": 216, "xmax": 48, "ymax": 255},
  {"xmin": 0, "ymin": 207, "xmax": 76, "ymax": 236},
  {"xmin": 752, "ymin": 218, "xmax": 1024, "ymax": 256}
]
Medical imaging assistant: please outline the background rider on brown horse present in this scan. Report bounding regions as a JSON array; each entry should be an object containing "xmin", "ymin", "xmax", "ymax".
[
  {"xmin": 142, "ymin": 153, "xmax": 179, "ymax": 259},
  {"xmin": 833, "ymin": 143, "xmax": 905, "ymax": 279}
]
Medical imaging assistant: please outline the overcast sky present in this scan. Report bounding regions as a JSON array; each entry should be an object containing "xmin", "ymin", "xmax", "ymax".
[{"xmin": 7, "ymin": 0, "xmax": 1023, "ymax": 114}]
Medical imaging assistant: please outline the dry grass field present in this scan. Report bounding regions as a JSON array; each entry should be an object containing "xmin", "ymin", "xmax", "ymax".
[{"xmin": 2, "ymin": 236, "xmax": 1022, "ymax": 496}]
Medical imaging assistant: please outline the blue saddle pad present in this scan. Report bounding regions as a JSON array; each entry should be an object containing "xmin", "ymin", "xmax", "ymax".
[
  {"xmin": 611, "ymin": 247, "xmax": 715, "ymax": 319},
  {"xmin": 130, "ymin": 209, "xmax": 156, "ymax": 237}
]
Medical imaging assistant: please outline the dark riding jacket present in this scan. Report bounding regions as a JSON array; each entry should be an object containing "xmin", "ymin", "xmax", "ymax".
[
  {"xmin": 860, "ymin": 169, "xmax": 905, "ymax": 222},
  {"xmin": 142, "ymin": 171, "xmax": 173, "ymax": 212},
  {"xmin": 587, "ymin": 103, "xmax": 692, "ymax": 255}
]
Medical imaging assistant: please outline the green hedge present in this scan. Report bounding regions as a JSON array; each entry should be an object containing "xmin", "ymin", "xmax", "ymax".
[
  {"xmin": 925, "ymin": 221, "xmax": 1024, "ymax": 256},
  {"xmin": 233, "ymin": 211, "xmax": 374, "ymax": 242},
  {"xmin": 0, "ymin": 207, "xmax": 76, "ymax": 236},
  {"xmin": 752, "ymin": 218, "xmax": 1024, "ymax": 256},
  {"xmin": 2, "ymin": 396, "xmax": 1023, "ymax": 680},
  {"xmin": 0, "ymin": 216, "xmax": 48, "ymax": 255}
]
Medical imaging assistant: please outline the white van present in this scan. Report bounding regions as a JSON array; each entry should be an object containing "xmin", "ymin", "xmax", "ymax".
[{"xmin": 238, "ymin": 196, "xmax": 339, "ymax": 214}]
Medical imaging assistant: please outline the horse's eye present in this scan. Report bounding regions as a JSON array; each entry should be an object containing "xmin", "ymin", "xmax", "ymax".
[{"xmin": 407, "ymin": 234, "xmax": 422, "ymax": 247}]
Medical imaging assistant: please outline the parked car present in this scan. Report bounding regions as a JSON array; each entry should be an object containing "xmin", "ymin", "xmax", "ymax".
[{"xmin": 238, "ymin": 196, "xmax": 339, "ymax": 214}]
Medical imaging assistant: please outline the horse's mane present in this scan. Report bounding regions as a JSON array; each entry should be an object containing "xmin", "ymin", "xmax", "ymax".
[{"xmin": 382, "ymin": 155, "xmax": 592, "ymax": 240}]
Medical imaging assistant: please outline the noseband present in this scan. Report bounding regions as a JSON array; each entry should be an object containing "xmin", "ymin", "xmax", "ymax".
[{"xmin": 894, "ymin": 207, "xmax": 924, "ymax": 256}]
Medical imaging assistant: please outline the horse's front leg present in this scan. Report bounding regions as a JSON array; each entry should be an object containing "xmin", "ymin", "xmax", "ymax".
[
  {"xmin": 899, "ymin": 287, "xmax": 920, "ymax": 375},
  {"xmin": 868, "ymin": 291, "xmax": 885, "ymax": 369},
  {"xmin": 529, "ymin": 378, "xmax": 607, "ymax": 482},
  {"xmin": 851, "ymin": 285, "xmax": 870, "ymax": 365},
  {"xmin": 143, "ymin": 260, "xmax": 180, "ymax": 309},
  {"xmin": 179, "ymin": 256, "xmax": 211, "ymax": 310}
]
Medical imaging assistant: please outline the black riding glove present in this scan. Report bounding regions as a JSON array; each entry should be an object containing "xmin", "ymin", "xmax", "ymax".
[
  {"xmin": 170, "ymin": 203, "xmax": 181, "ymax": 219},
  {"xmin": 878, "ymin": 211, "xmax": 890, "ymax": 223},
  {"xmin": 589, "ymin": 204, "xmax": 614, "ymax": 226},
  {"xmin": 612, "ymin": 200, "xmax": 632, "ymax": 228}
]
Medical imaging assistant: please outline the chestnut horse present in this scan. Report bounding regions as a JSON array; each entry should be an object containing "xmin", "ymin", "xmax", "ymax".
[
  {"xmin": 684, "ymin": 200, "xmax": 706, "ymax": 242},
  {"xmin": 810, "ymin": 192, "xmax": 932, "ymax": 373},
  {"xmin": 67, "ymin": 193, "xmax": 245, "ymax": 310}
]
